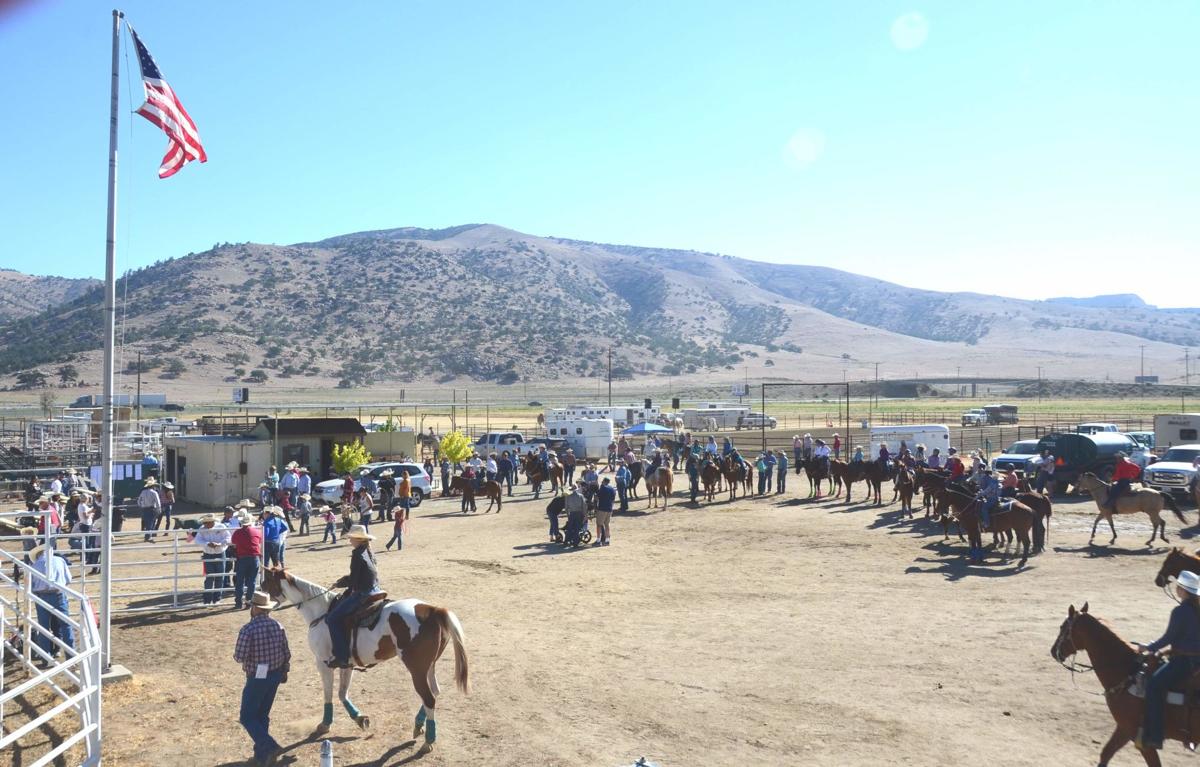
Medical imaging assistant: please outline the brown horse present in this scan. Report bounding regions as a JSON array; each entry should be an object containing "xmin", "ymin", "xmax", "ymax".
[
  {"xmin": 933, "ymin": 487, "xmax": 1039, "ymax": 567},
  {"xmin": 1051, "ymin": 602, "xmax": 1200, "ymax": 766},
  {"xmin": 1154, "ymin": 548, "xmax": 1200, "ymax": 588},
  {"xmin": 720, "ymin": 456, "xmax": 747, "ymax": 501},
  {"xmin": 522, "ymin": 454, "xmax": 563, "ymax": 497},
  {"xmin": 261, "ymin": 568, "xmax": 469, "ymax": 756},
  {"xmin": 449, "ymin": 476, "xmax": 502, "ymax": 513},
  {"xmin": 644, "ymin": 465, "xmax": 673, "ymax": 509},
  {"xmin": 1015, "ymin": 491, "xmax": 1052, "ymax": 553},
  {"xmin": 798, "ymin": 456, "xmax": 834, "ymax": 498},
  {"xmin": 701, "ymin": 461, "xmax": 721, "ymax": 502},
  {"xmin": 1076, "ymin": 472, "xmax": 1186, "ymax": 546},
  {"xmin": 835, "ymin": 460, "xmax": 886, "ymax": 505}
]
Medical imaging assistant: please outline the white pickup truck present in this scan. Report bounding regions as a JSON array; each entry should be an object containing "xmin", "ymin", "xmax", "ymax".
[{"xmin": 473, "ymin": 431, "xmax": 538, "ymax": 457}]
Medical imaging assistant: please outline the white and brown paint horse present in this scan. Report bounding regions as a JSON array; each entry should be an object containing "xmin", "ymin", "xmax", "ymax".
[
  {"xmin": 643, "ymin": 461, "xmax": 673, "ymax": 509},
  {"xmin": 261, "ymin": 567, "xmax": 469, "ymax": 755}
]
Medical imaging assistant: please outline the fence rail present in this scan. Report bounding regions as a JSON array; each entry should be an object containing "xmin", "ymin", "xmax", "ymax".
[{"xmin": 0, "ymin": 549, "xmax": 102, "ymax": 767}]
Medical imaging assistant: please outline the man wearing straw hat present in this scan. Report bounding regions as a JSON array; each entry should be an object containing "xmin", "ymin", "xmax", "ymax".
[
  {"xmin": 234, "ymin": 590, "xmax": 291, "ymax": 766},
  {"xmin": 230, "ymin": 511, "xmax": 263, "ymax": 610},
  {"xmin": 193, "ymin": 513, "xmax": 232, "ymax": 605},
  {"xmin": 27, "ymin": 542, "xmax": 75, "ymax": 665},
  {"xmin": 138, "ymin": 477, "xmax": 162, "ymax": 543},
  {"xmin": 324, "ymin": 524, "xmax": 379, "ymax": 669}
]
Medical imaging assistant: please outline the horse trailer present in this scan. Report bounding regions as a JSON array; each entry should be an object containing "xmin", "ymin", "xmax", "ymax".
[
  {"xmin": 682, "ymin": 405, "xmax": 749, "ymax": 430},
  {"xmin": 545, "ymin": 418, "xmax": 615, "ymax": 460},
  {"xmin": 545, "ymin": 404, "xmax": 659, "ymax": 428},
  {"xmin": 1153, "ymin": 414, "xmax": 1200, "ymax": 451},
  {"xmin": 868, "ymin": 425, "xmax": 951, "ymax": 457}
]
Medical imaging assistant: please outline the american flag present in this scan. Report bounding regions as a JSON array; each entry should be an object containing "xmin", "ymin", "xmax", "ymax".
[{"xmin": 128, "ymin": 26, "xmax": 206, "ymax": 179}]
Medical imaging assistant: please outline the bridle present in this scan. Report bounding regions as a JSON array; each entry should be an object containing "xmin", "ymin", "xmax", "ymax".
[{"xmin": 1053, "ymin": 611, "xmax": 1140, "ymax": 698}]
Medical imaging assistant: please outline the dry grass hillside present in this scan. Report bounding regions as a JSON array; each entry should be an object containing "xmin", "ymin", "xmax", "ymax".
[
  {"xmin": 0, "ymin": 269, "xmax": 98, "ymax": 322},
  {"xmin": 0, "ymin": 224, "xmax": 1196, "ymax": 393}
]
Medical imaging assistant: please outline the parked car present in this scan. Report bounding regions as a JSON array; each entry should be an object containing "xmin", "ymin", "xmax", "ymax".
[
  {"xmin": 314, "ymin": 461, "xmax": 430, "ymax": 507},
  {"xmin": 1143, "ymin": 445, "xmax": 1200, "ymax": 499},
  {"xmin": 1128, "ymin": 431, "xmax": 1156, "ymax": 450},
  {"xmin": 991, "ymin": 439, "xmax": 1044, "ymax": 475},
  {"xmin": 736, "ymin": 412, "xmax": 778, "ymax": 430},
  {"xmin": 1076, "ymin": 423, "xmax": 1121, "ymax": 435},
  {"xmin": 475, "ymin": 431, "xmax": 538, "ymax": 458}
]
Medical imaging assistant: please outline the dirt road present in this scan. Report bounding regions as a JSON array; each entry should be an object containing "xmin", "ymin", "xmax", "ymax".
[{"xmin": 89, "ymin": 482, "xmax": 1199, "ymax": 766}]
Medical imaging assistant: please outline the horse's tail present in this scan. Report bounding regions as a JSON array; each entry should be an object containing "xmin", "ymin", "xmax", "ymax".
[
  {"xmin": 436, "ymin": 607, "xmax": 470, "ymax": 695},
  {"xmin": 1162, "ymin": 491, "xmax": 1187, "ymax": 524}
]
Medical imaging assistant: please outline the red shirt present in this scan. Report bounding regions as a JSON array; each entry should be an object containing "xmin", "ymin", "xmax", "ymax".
[
  {"xmin": 1112, "ymin": 459, "xmax": 1140, "ymax": 482},
  {"xmin": 947, "ymin": 457, "xmax": 965, "ymax": 479},
  {"xmin": 231, "ymin": 525, "xmax": 263, "ymax": 558}
]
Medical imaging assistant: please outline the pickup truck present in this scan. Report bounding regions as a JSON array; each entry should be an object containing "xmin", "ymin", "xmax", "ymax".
[
  {"xmin": 961, "ymin": 409, "xmax": 988, "ymax": 426},
  {"xmin": 736, "ymin": 412, "xmax": 778, "ymax": 430},
  {"xmin": 473, "ymin": 431, "xmax": 537, "ymax": 457}
]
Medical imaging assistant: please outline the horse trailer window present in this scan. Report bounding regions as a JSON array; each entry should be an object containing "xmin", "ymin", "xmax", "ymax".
[
  {"xmin": 576, "ymin": 428, "xmax": 583, "ymax": 435},
  {"xmin": 1182, "ymin": 429, "xmax": 1198, "ymax": 441}
]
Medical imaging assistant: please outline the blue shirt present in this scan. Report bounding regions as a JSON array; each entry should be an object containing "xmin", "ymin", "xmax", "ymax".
[
  {"xmin": 262, "ymin": 516, "xmax": 287, "ymax": 542},
  {"xmin": 30, "ymin": 550, "xmax": 72, "ymax": 593},
  {"xmin": 615, "ymin": 466, "xmax": 630, "ymax": 488},
  {"xmin": 778, "ymin": 455, "xmax": 788, "ymax": 472},
  {"xmin": 1148, "ymin": 603, "xmax": 1200, "ymax": 655},
  {"xmin": 596, "ymin": 485, "xmax": 616, "ymax": 512}
]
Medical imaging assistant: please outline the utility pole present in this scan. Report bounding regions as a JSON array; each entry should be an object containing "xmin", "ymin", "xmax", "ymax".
[
  {"xmin": 135, "ymin": 350, "xmax": 142, "ymax": 425},
  {"xmin": 607, "ymin": 347, "xmax": 612, "ymax": 407},
  {"xmin": 1037, "ymin": 366, "xmax": 1043, "ymax": 404},
  {"xmin": 1140, "ymin": 345, "xmax": 1147, "ymax": 397},
  {"xmin": 874, "ymin": 362, "xmax": 880, "ymax": 413},
  {"xmin": 1186, "ymin": 348, "xmax": 1191, "ymax": 387}
]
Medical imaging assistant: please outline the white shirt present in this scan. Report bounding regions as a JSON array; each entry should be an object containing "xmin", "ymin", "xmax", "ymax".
[
  {"xmin": 486, "ymin": 458, "xmax": 498, "ymax": 473},
  {"xmin": 138, "ymin": 487, "xmax": 161, "ymax": 510},
  {"xmin": 193, "ymin": 524, "xmax": 231, "ymax": 555},
  {"xmin": 50, "ymin": 479, "xmax": 63, "ymax": 494},
  {"xmin": 813, "ymin": 445, "xmax": 831, "ymax": 458},
  {"xmin": 222, "ymin": 515, "xmax": 242, "ymax": 530},
  {"xmin": 30, "ymin": 550, "xmax": 72, "ymax": 592}
]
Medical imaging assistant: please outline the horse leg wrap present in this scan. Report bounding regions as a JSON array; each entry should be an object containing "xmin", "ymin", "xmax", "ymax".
[
  {"xmin": 415, "ymin": 706, "xmax": 427, "ymax": 726},
  {"xmin": 425, "ymin": 717, "xmax": 437, "ymax": 743},
  {"xmin": 342, "ymin": 699, "xmax": 361, "ymax": 719},
  {"xmin": 322, "ymin": 702, "xmax": 334, "ymax": 726}
]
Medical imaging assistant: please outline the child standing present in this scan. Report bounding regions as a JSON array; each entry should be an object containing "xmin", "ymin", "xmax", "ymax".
[
  {"xmin": 386, "ymin": 470, "xmax": 413, "ymax": 551},
  {"xmin": 320, "ymin": 506, "xmax": 338, "ymax": 543},
  {"xmin": 296, "ymin": 493, "xmax": 313, "ymax": 535}
]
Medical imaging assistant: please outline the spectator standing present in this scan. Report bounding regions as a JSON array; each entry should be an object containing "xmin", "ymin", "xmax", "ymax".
[
  {"xmin": 340, "ymin": 473, "xmax": 355, "ymax": 505},
  {"xmin": 262, "ymin": 507, "xmax": 288, "ymax": 567},
  {"xmin": 776, "ymin": 450, "xmax": 788, "ymax": 493},
  {"xmin": 280, "ymin": 464, "xmax": 299, "ymax": 509},
  {"xmin": 562, "ymin": 450, "xmax": 577, "ymax": 486},
  {"xmin": 234, "ymin": 591, "xmax": 291, "ymax": 766},
  {"xmin": 355, "ymin": 489, "xmax": 374, "ymax": 531},
  {"xmin": 230, "ymin": 512, "xmax": 263, "ymax": 609},
  {"xmin": 28, "ymin": 544, "xmax": 75, "ymax": 663},
  {"xmin": 595, "ymin": 478, "xmax": 615, "ymax": 545},
  {"xmin": 439, "ymin": 458, "xmax": 452, "ymax": 498},
  {"xmin": 155, "ymin": 481, "xmax": 175, "ymax": 534},
  {"xmin": 296, "ymin": 467, "xmax": 312, "ymax": 505},
  {"xmin": 497, "ymin": 451, "xmax": 514, "ymax": 497},
  {"xmin": 138, "ymin": 478, "xmax": 162, "ymax": 543},
  {"xmin": 194, "ymin": 513, "xmax": 232, "ymax": 605},
  {"xmin": 265, "ymin": 466, "xmax": 279, "ymax": 493},
  {"xmin": 686, "ymin": 453, "xmax": 700, "ymax": 503},
  {"xmin": 396, "ymin": 471, "xmax": 412, "ymax": 525},
  {"xmin": 615, "ymin": 463, "xmax": 631, "ymax": 512},
  {"xmin": 832, "ymin": 434, "xmax": 841, "ymax": 460},
  {"xmin": 377, "ymin": 469, "xmax": 396, "ymax": 522},
  {"xmin": 756, "ymin": 453, "xmax": 769, "ymax": 495}
]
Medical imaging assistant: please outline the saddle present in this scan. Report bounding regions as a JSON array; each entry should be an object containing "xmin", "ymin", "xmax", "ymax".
[{"xmin": 328, "ymin": 591, "xmax": 390, "ymax": 630}]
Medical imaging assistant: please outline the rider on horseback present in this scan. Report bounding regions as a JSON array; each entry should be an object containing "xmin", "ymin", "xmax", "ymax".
[
  {"xmin": 325, "ymin": 524, "xmax": 380, "ymax": 669},
  {"xmin": 1135, "ymin": 569, "xmax": 1200, "ymax": 751},
  {"xmin": 975, "ymin": 468, "xmax": 1000, "ymax": 529},
  {"xmin": 812, "ymin": 439, "xmax": 831, "ymax": 474},
  {"xmin": 1105, "ymin": 452, "xmax": 1141, "ymax": 513}
]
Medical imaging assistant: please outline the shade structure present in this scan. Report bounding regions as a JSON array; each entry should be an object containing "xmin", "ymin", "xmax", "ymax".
[{"xmin": 621, "ymin": 422, "xmax": 673, "ymax": 435}]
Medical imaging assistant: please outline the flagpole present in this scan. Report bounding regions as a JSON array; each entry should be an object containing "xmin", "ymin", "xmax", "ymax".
[{"xmin": 100, "ymin": 7, "xmax": 123, "ymax": 672}]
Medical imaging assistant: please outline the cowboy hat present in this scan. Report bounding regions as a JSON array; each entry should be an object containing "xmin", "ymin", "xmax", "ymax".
[
  {"xmin": 199, "ymin": 513, "xmax": 217, "ymax": 524},
  {"xmin": 250, "ymin": 591, "xmax": 278, "ymax": 610},
  {"xmin": 285, "ymin": 461, "xmax": 299, "ymax": 470},
  {"xmin": 299, "ymin": 493, "xmax": 311, "ymax": 500},
  {"xmin": 144, "ymin": 477, "xmax": 158, "ymax": 486},
  {"xmin": 379, "ymin": 469, "xmax": 394, "ymax": 477},
  {"xmin": 299, "ymin": 466, "xmax": 309, "ymax": 473},
  {"xmin": 236, "ymin": 510, "xmax": 254, "ymax": 526},
  {"xmin": 19, "ymin": 526, "xmax": 36, "ymax": 536},
  {"xmin": 27, "ymin": 543, "xmax": 50, "ymax": 560},
  {"xmin": 234, "ymin": 499, "xmax": 256, "ymax": 510},
  {"xmin": 1179, "ymin": 570, "xmax": 1200, "ymax": 596},
  {"xmin": 162, "ymin": 482, "xmax": 174, "ymax": 490},
  {"xmin": 347, "ymin": 524, "xmax": 375, "ymax": 542},
  {"xmin": 265, "ymin": 505, "xmax": 285, "ymax": 518},
  {"xmin": 258, "ymin": 482, "xmax": 269, "ymax": 488}
]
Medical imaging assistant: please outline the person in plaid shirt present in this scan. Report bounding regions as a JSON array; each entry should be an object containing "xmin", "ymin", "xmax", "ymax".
[{"xmin": 234, "ymin": 591, "xmax": 291, "ymax": 765}]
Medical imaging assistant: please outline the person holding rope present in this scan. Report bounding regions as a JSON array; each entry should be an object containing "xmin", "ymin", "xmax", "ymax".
[{"xmin": 1135, "ymin": 569, "xmax": 1200, "ymax": 751}]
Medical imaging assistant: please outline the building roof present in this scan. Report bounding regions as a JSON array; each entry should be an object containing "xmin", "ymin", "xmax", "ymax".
[{"xmin": 255, "ymin": 418, "xmax": 367, "ymax": 437}]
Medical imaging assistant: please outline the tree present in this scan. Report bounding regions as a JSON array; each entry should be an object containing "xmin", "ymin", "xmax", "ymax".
[
  {"xmin": 438, "ymin": 431, "xmax": 473, "ymax": 465},
  {"xmin": 39, "ymin": 388, "xmax": 56, "ymax": 417},
  {"xmin": 332, "ymin": 441, "xmax": 373, "ymax": 475},
  {"xmin": 15, "ymin": 370, "xmax": 48, "ymax": 390},
  {"xmin": 248, "ymin": 369, "xmax": 269, "ymax": 382},
  {"xmin": 164, "ymin": 358, "xmax": 187, "ymax": 378},
  {"xmin": 56, "ymin": 364, "xmax": 79, "ymax": 385}
]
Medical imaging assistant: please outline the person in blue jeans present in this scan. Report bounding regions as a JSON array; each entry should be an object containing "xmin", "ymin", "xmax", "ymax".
[
  {"xmin": 28, "ymin": 545, "xmax": 75, "ymax": 662},
  {"xmin": 775, "ymin": 451, "xmax": 788, "ymax": 493},
  {"xmin": 234, "ymin": 591, "xmax": 291, "ymax": 765},
  {"xmin": 262, "ymin": 507, "xmax": 288, "ymax": 568},
  {"xmin": 615, "ymin": 463, "xmax": 630, "ymax": 512},
  {"xmin": 763, "ymin": 451, "xmax": 776, "ymax": 493},
  {"xmin": 325, "ymin": 525, "xmax": 379, "ymax": 669},
  {"xmin": 1137, "ymin": 569, "xmax": 1200, "ymax": 751}
]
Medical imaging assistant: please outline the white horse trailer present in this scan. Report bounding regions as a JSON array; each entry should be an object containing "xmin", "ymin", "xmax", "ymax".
[
  {"xmin": 545, "ymin": 404, "xmax": 659, "ymax": 428},
  {"xmin": 868, "ymin": 424, "xmax": 951, "ymax": 457},
  {"xmin": 682, "ymin": 405, "xmax": 749, "ymax": 430},
  {"xmin": 546, "ymin": 418, "xmax": 615, "ymax": 459}
]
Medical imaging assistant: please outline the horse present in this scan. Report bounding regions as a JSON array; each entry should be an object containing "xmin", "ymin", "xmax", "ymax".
[
  {"xmin": 1075, "ymin": 472, "xmax": 1186, "ymax": 546},
  {"xmin": 933, "ymin": 487, "xmax": 1040, "ymax": 566},
  {"xmin": 1051, "ymin": 602, "xmax": 1200, "ymax": 766},
  {"xmin": 798, "ymin": 456, "xmax": 834, "ymax": 499},
  {"xmin": 644, "ymin": 464, "xmax": 673, "ymax": 509},
  {"xmin": 720, "ymin": 456, "xmax": 747, "ymax": 501},
  {"xmin": 627, "ymin": 460, "xmax": 644, "ymax": 500},
  {"xmin": 1015, "ymin": 491, "xmax": 1052, "ymax": 553},
  {"xmin": 1154, "ymin": 547, "xmax": 1200, "ymax": 588},
  {"xmin": 915, "ymin": 467, "xmax": 948, "ymax": 516},
  {"xmin": 260, "ymin": 568, "xmax": 469, "ymax": 756},
  {"xmin": 448, "ymin": 476, "xmax": 502, "ymax": 513},
  {"xmin": 700, "ymin": 460, "xmax": 721, "ymax": 502},
  {"xmin": 835, "ymin": 460, "xmax": 886, "ymax": 505},
  {"xmin": 522, "ymin": 454, "xmax": 563, "ymax": 497}
]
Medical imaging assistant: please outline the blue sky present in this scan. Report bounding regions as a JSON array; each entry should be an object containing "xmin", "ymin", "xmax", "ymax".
[{"xmin": 2, "ymin": 1, "xmax": 1197, "ymax": 306}]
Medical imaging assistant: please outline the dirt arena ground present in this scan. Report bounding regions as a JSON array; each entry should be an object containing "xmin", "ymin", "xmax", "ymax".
[{"xmin": 67, "ymin": 479, "xmax": 1200, "ymax": 766}]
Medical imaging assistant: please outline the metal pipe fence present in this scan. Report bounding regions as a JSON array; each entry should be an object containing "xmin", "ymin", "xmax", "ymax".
[{"xmin": 0, "ymin": 549, "xmax": 102, "ymax": 766}]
